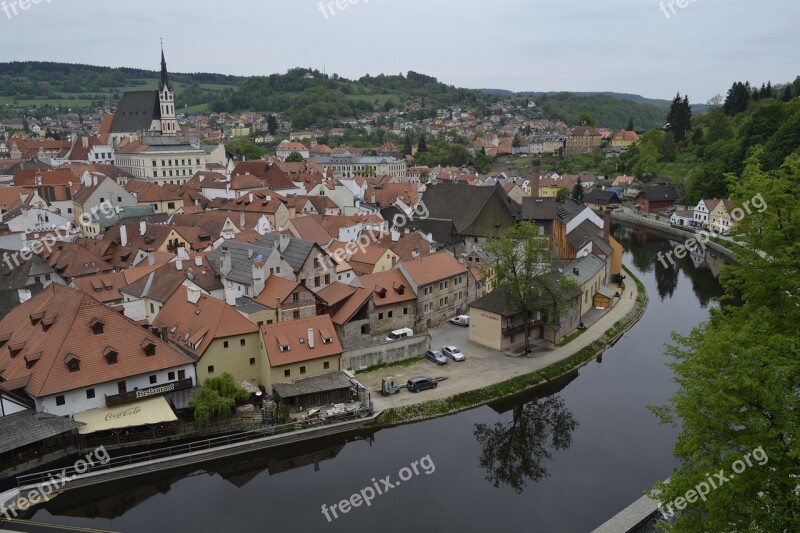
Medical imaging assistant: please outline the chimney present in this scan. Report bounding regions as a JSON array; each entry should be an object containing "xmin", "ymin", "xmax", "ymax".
[
  {"xmin": 278, "ymin": 234, "xmax": 290, "ymax": 253},
  {"xmin": 120, "ymin": 223, "xmax": 128, "ymax": 247},
  {"xmin": 195, "ymin": 256, "xmax": 203, "ymax": 267},
  {"xmin": 239, "ymin": 211, "xmax": 246, "ymax": 230},
  {"xmin": 187, "ymin": 287, "xmax": 201, "ymax": 305},
  {"xmin": 92, "ymin": 174, "xmax": 98, "ymax": 187},
  {"xmin": 603, "ymin": 210, "xmax": 612, "ymax": 244},
  {"xmin": 307, "ymin": 328, "xmax": 315, "ymax": 349},
  {"xmin": 220, "ymin": 249, "xmax": 232, "ymax": 277},
  {"xmin": 161, "ymin": 325, "xmax": 168, "ymax": 339},
  {"xmin": 248, "ymin": 193, "xmax": 254, "ymax": 204},
  {"xmin": 248, "ymin": 249, "xmax": 253, "ymax": 259},
  {"xmin": 573, "ymin": 267, "xmax": 579, "ymax": 276},
  {"xmin": 139, "ymin": 220, "xmax": 147, "ymax": 236},
  {"xmin": 176, "ymin": 259, "xmax": 183, "ymax": 271}
]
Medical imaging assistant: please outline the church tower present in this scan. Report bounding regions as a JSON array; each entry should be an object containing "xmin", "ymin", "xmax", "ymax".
[{"xmin": 158, "ymin": 46, "xmax": 179, "ymax": 135}]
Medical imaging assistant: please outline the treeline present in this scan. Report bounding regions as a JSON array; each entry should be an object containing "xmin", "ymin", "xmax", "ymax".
[
  {"xmin": 0, "ymin": 61, "xmax": 243, "ymax": 97},
  {"xmin": 618, "ymin": 76, "xmax": 800, "ymax": 204},
  {"xmin": 210, "ymin": 68, "xmax": 497, "ymax": 128},
  {"xmin": 529, "ymin": 92, "xmax": 670, "ymax": 130}
]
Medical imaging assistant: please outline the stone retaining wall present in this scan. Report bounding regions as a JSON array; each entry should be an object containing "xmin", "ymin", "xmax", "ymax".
[{"xmin": 342, "ymin": 334, "xmax": 431, "ymax": 371}]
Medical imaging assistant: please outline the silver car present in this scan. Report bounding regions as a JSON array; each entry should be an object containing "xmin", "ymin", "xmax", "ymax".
[
  {"xmin": 425, "ymin": 349, "xmax": 448, "ymax": 365},
  {"xmin": 442, "ymin": 345, "xmax": 465, "ymax": 362}
]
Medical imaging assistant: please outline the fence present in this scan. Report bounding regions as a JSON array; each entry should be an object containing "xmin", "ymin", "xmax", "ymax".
[{"xmin": 17, "ymin": 405, "xmax": 372, "ymax": 488}]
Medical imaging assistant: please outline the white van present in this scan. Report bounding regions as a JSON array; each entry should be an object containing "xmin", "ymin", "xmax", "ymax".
[
  {"xmin": 449, "ymin": 315, "xmax": 470, "ymax": 327},
  {"xmin": 386, "ymin": 327, "xmax": 413, "ymax": 341}
]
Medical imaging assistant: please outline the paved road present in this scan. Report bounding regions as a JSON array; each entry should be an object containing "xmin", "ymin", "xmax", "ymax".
[{"xmin": 362, "ymin": 277, "xmax": 639, "ymax": 411}]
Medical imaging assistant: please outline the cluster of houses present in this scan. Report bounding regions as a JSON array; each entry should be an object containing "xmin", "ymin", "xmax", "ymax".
[{"xmin": 0, "ymin": 54, "xmax": 646, "ymax": 469}]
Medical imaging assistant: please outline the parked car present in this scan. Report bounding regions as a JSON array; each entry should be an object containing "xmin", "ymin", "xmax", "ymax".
[
  {"xmin": 386, "ymin": 327, "xmax": 413, "ymax": 341},
  {"xmin": 407, "ymin": 376, "xmax": 438, "ymax": 393},
  {"xmin": 425, "ymin": 349, "xmax": 448, "ymax": 365},
  {"xmin": 442, "ymin": 345, "xmax": 465, "ymax": 362},
  {"xmin": 449, "ymin": 315, "xmax": 470, "ymax": 327}
]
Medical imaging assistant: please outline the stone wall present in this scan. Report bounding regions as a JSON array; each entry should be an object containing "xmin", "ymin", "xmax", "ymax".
[{"xmin": 342, "ymin": 334, "xmax": 431, "ymax": 372}]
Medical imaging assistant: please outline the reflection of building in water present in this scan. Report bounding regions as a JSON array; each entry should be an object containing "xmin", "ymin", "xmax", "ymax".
[
  {"xmin": 689, "ymin": 243, "xmax": 706, "ymax": 269},
  {"xmin": 704, "ymin": 252, "xmax": 726, "ymax": 279},
  {"xmin": 487, "ymin": 370, "xmax": 578, "ymax": 416},
  {"xmin": 38, "ymin": 430, "xmax": 374, "ymax": 521}
]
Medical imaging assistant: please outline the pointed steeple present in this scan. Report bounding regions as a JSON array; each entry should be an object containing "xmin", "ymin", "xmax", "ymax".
[{"xmin": 159, "ymin": 43, "xmax": 172, "ymax": 92}]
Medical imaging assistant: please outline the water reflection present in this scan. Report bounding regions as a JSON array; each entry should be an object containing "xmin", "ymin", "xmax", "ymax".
[
  {"xmin": 474, "ymin": 372, "xmax": 579, "ymax": 493},
  {"xmin": 613, "ymin": 225, "xmax": 727, "ymax": 307},
  {"xmin": 39, "ymin": 430, "xmax": 375, "ymax": 521}
]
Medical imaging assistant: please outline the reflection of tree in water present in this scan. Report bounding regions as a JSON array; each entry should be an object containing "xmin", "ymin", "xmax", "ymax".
[
  {"xmin": 654, "ymin": 244, "xmax": 680, "ymax": 300},
  {"xmin": 474, "ymin": 396, "xmax": 577, "ymax": 493}
]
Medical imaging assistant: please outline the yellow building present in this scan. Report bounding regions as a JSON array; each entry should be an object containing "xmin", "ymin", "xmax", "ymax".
[
  {"xmin": 259, "ymin": 315, "xmax": 343, "ymax": 393},
  {"xmin": 709, "ymin": 199, "xmax": 737, "ymax": 235},
  {"xmin": 153, "ymin": 287, "xmax": 261, "ymax": 386}
]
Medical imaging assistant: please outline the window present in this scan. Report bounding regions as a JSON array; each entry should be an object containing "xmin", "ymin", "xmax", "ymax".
[
  {"xmin": 361, "ymin": 324, "xmax": 370, "ymax": 334},
  {"xmin": 118, "ymin": 381, "xmax": 127, "ymax": 394},
  {"xmin": 403, "ymin": 307, "xmax": 409, "ymax": 315},
  {"xmin": 324, "ymin": 274, "xmax": 330, "ymax": 284},
  {"xmin": 150, "ymin": 303, "xmax": 155, "ymax": 314},
  {"xmin": 300, "ymin": 366, "xmax": 306, "ymax": 375},
  {"xmin": 168, "ymin": 202, "xmax": 175, "ymax": 209},
  {"xmin": 56, "ymin": 395, "xmax": 65, "ymax": 406},
  {"xmin": 324, "ymin": 361, "xmax": 330, "ymax": 369},
  {"xmin": 224, "ymin": 340, "xmax": 229, "ymax": 348},
  {"xmin": 168, "ymin": 371, "xmax": 176, "ymax": 381},
  {"xmin": 240, "ymin": 338, "xmax": 246, "ymax": 347},
  {"xmin": 284, "ymin": 369, "xmax": 291, "ymax": 377},
  {"xmin": 378, "ymin": 312, "xmax": 384, "ymax": 320},
  {"xmin": 178, "ymin": 369, "xmax": 186, "ymax": 380},
  {"xmin": 117, "ymin": 196, "xmax": 122, "ymax": 203},
  {"xmin": 250, "ymin": 357, "xmax": 256, "ymax": 366},
  {"xmin": 293, "ymin": 310, "xmax": 300, "ymax": 319},
  {"xmin": 314, "ymin": 276, "xmax": 321, "ymax": 287},
  {"xmin": 207, "ymin": 365, "xmax": 215, "ymax": 374},
  {"xmin": 292, "ymin": 292, "xmax": 299, "ymax": 303},
  {"xmin": 86, "ymin": 389, "xmax": 95, "ymax": 400},
  {"xmin": 387, "ymin": 310, "xmax": 393, "ymax": 318},
  {"xmin": 149, "ymin": 375, "xmax": 157, "ymax": 385},
  {"xmin": 314, "ymin": 257, "xmax": 320, "ymax": 268}
]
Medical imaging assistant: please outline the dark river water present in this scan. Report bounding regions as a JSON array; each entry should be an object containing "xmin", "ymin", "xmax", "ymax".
[{"xmin": 32, "ymin": 226, "xmax": 726, "ymax": 533}]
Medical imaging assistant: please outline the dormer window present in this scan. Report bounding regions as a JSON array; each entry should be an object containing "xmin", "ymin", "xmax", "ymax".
[
  {"xmin": 89, "ymin": 318, "xmax": 105, "ymax": 335},
  {"xmin": 104, "ymin": 347, "xmax": 119, "ymax": 365},
  {"xmin": 320, "ymin": 328, "xmax": 334, "ymax": 345},
  {"xmin": 277, "ymin": 334, "xmax": 291, "ymax": 352},
  {"xmin": 65, "ymin": 353, "xmax": 81, "ymax": 372},
  {"xmin": 0, "ymin": 333, "xmax": 10, "ymax": 348},
  {"xmin": 29, "ymin": 311, "xmax": 45, "ymax": 325},
  {"xmin": 376, "ymin": 287, "xmax": 387, "ymax": 298},
  {"xmin": 24, "ymin": 352, "xmax": 41, "ymax": 369},
  {"xmin": 141, "ymin": 340, "xmax": 156, "ymax": 357},
  {"xmin": 9, "ymin": 341, "xmax": 25, "ymax": 357}
]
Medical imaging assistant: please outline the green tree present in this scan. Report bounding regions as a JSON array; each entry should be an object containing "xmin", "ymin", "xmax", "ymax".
[
  {"xmin": 571, "ymin": 179, "xmax": 584, "ymax": 203},
  {"xmin": 482, "ymin": 221, "xmax": 580, "ymax": 355},
  {"xmin": 577, "ymin": 113, "xmax": 595, "ymax": 127},
  {"xmin": 417, "ymin": 134, "xmax": 428, "ymax": 153},
  {"xmin": 660, "ymin": 132, "xmax": 678, "ymax": 162},
  {"xmin": 626, "ymin": 118, "xmax": 635, "ymax": 131},
  {"xmin": 402, "ymin": 134, "xmax": 413, "ymax": 155},
  {"xmin": 555, "ymin": 187, "xmax": 569, "ymax": 203},
  {"xmin": 285, "ymin": 151, "xmax": 304, "ymax": 162},
  {"xmin": 189, "ymin": 373, "xmax": 250, "ymax": 425},
  {"xmin": 650, "ymin": 151, "xmax": 800, "ymax": 531},
  {"xmin": 267, "ymin": 114, "xmax": 278, "ymax": 135},
  {"xmin": 512, "ymin": 133, "xmax": 521, "ymax": 148}
]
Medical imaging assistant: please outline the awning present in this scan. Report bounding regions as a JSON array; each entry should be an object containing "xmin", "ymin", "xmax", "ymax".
[{"xmin": 73, "ymin": 396, "xmax": 177, "ymax": 435}]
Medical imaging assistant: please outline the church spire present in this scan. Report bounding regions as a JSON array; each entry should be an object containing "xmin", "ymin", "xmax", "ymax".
[{"xmin": 159, "ymin": 41, "xmax": 172, "ymax": 92}]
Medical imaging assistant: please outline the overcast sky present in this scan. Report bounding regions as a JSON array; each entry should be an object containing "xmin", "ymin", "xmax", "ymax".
[{"xmin": 1, "ymin": 0, "xmax": 798, "ymax": 102}]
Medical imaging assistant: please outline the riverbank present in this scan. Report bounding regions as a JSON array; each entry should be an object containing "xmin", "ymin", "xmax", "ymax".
[{"xmin": 371, "ymin": 264, "xmax": 649, "ymax": 427}]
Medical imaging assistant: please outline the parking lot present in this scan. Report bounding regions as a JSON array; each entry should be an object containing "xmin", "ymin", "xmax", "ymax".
[{"xmin": 361, "ymin": 322, "xmax": 553, "ymax": 411}]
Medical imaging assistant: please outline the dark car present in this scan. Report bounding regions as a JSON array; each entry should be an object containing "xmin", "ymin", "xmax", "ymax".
[
  {"xmin": 425, "ymin": 349, "xmax": 448, "ymax": 365},
  {"xmin": 407, "ymin": 376, "xmax": 438, "ymax": 393}
]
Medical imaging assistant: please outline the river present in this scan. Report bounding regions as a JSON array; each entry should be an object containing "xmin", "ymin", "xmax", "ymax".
[{"xmin": 32, "ymin": 226, "xmax": 727, "ymax": 533}]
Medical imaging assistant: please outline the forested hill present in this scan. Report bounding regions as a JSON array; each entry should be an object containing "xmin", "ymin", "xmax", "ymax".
[{"xmin": 0, "ymin": 61, "xmax": 673, "ymax": 130}]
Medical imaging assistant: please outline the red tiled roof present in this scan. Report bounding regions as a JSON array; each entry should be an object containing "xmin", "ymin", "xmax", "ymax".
[
  {"xmin": 261, "ymin": 315, "xmax": 342, "ymax": 367},
  {"xmin": 0, "ymin": 284, "xmax": 195, "ymax": 397}
]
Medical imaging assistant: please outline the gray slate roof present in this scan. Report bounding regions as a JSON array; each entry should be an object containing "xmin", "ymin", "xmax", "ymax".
[
  {"xmin": 272, "ymin": 372, "xmax": 353, "ymax": 398},
  {"xmin": 638, "ymin": 185, "xmax": 678, "ymax": 202},
  {"xmin": 0, "ymin": 410, "xmax": 84, "ymax": 455},
  {"xmin": 583, "ymin": 189, "xmax": 621, "ymax": 205},
  {"xmin": 519, "ymin": 197, "xmax": 584, "ymax": 223},
  {"xmin": 0, "ymin": 251, "xmax": 56, "ymax": 290},
  {"xmin": 565, "ymin": 254, "xmax": 606, "ymax": 285},
  {"xmin": 208, "ymin": 234, "xmax": 315, "ymax": 285},
  {"xmin": 110, "ymin": 91, "xmax": 160, "ymax": 133},
  {"xmin": 567, "ymin": 218, "xmax": 603, "ymax": 250},
  {"xmin": 421, "ymin": 182, "xmax": 519, "ymax": 237}
]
